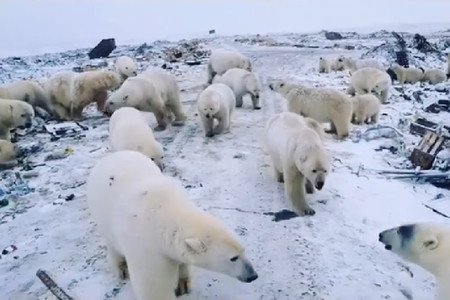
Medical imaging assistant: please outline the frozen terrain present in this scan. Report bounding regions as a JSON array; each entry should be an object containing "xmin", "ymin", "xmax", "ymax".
[{"xmin": 0, "ymin": 29, "xmax": 450, "ymax": 300}]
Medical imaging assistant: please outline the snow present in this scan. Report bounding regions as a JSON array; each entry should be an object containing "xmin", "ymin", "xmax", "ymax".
[{"xmin": 0, "ymin": 29, "xmax": 450, "ymax": 300}]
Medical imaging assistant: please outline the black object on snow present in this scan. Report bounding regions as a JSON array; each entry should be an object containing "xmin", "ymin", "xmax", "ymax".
[
  {"xmin": 325, "ymin": 31, "xmax": 343, "ymax": 40},
  {"xmin": 88, "ymin": 38, "xmax": 116, "ymax": 59}
]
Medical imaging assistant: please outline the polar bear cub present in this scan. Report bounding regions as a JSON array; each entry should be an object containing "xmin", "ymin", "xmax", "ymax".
[
  {"xmin": 0, "ymin": 99, "xmax": 35, "ymax": 141},
  {"xmin": 379, "ymin": 223, "xmax": 450, "ymax": 300},
  {"xmin": 207, "ymin": 49, "xmax": 252, "ymax": 84},
  {"xmin": 109, "ymin": 107, "xmax": 164, "ymax": 170},
  {"xmin": 269, "ymin": 80, "xmax": 353, "ymax": 139},
  {"xmin": 264, "ymin": 112, "xmax": 329, "ymax": 216},
  {"xmin": 115, "ymin": 56, "xmax": 138, "ymax": 80},
  {"xmin": 422, "ymin": 69, "xmax": 447, "ymax": 84},
  {"xmin": 351, "ymin": 94, "xmax": 381, "ymax": 125},
  {"xmin": 197, "ymin": 83, "xmax": 236, "ymax": 137},
  {"xmin": 349, "ymin": 67, "xmax": 391, "ymax": 103},
  {"xmin": 387, "ymin": 64, "xmax": 424, "ymax": 85},
  {"xmin": 87, "ymin": 150, "xmax": 258, "ymax": 300},
  {"xmin": 213, "ymin": 68, "xmax": 261, "ymax": 109}
]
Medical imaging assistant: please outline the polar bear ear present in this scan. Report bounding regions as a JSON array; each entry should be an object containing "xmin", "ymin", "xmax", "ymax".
[
  {"xmin": 185, "ymin": 237, "xmax": 208, "ymax": 254},
  {"xmin": 423, "ymin": 236, "xmax": 439, "ymax": 250}
]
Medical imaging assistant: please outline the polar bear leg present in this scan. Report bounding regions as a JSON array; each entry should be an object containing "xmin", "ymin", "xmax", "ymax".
[
  {"xmin": 326, "ymin": 122, "xmax": 337, "ymax": 134},
  {"xmin": 235, "ymin": 95, "xmax": 243, "ymax": 108},
  {"xmin": 167, "ymin": 101, "xmax": 186, "ymax": 126},
  {"xmin": 251, "ymin": 95, "xmax": 261, "ymax": 110},
  {"xmin": 107, "ymin": 245, "xmax": 128, "ymax": 279},
  {"xmin": 0, "ymin": 129, "xmax": 11, "ymax": 141},
  {"xmin": 379, "ymin": 89, "xmax": 388, "ymax": 103},
  {"xmin": 273, "ymin": 165, "xmax": 284, "ymax": 183},
  {"xmin": 207, "ymin": 63, "xmax": 216, "ymax": 84},
  {"xmin": 94, "ymin": 90, "xmax": 108, "ymax": 112},
  {"xmin": 52, "ymin": 103, "xmax": 71, "ymax": 121},
  {"xmin": 214, "ymin": 112, "xmax": 229, "ymax": 134},
  {"xmin": 331, "ymin": 117, "xmax": 350, "ymax": 138},
  {"xmin": 370, "ymin": 112, "xmax": 379, "ymax": 124},
  {"xmin": 201, "ymin": 115, "xmax": 214, "ymax": 137},
  {"xmin": 153, "ymin": 109, "xmax": 169, "ymax": 131},
  {"xmin": 284, "ymin": 168, "xmax": 315, "ymax": 216},
  {"xmin": 175, "ymin": 264, "xmax": 191, "ymax": 297}
]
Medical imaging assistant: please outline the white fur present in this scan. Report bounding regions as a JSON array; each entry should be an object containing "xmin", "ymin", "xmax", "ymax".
[
  {"xmin": 331, "ymin": 57, "xmax": 345, "ymax": 71},
  {"xmin": 350, "ymin": 67, "xmax": 391, "ymax": 103},
  {"xmin": 197, "ymin": 83, "xmax": 236, "ymax": 137},
  {"xmin": 343, "ymin": 57, "xmax": 385, "ymax": 71},
  {"xmin": 0, "ymin": 99, "xmax": 35, "ymax": 141},
  {"xmin": 0, "ymin": 80, "xmax": 53, "ymax": 115},
  {"xmin": 351, "ymin": 94, "xmax": 381, "ymax": 125},
  {"xmin": 422, "ymin": 69, "xmax": 447, "ymax": 84},
  {"xmin": 390, "ymin": 64, "xmax": 424, "ymax": 85},
  {"xmin": 87, "ymin": 150, "xmax": 258, "ymax": 300},
  {"xmin": 115, "ymin": 56, "xmax": 138, "ymax": 80},
  {"xmin": 207, "ymin": 50, "xmax": 252, "ymax": 84},
  {"xmin": 319, "ymin": 57, "xmax": 331, "ymax": 73},
  {"xmin": 0, "ymin": 139, "xmax": 16, "ymax": 163},
  {"xmin": 213, "ymin": 68, "xmax": 261, "ymax": 109},
  {"xmin": 264, "ymin": 112, "xmax": 329, "ymax": 216},
  {"xmin": 109, "ymin": 107, "xmax": 164, "ymax": 170},
  {"xmin": 269, "ymin": 81, "xmax": 353, "ymax": 139}
]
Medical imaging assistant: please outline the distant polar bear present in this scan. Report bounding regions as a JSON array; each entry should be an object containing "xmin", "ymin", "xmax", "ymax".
[
  {"xmin": 342, "ymin": 57, "xmax": 385, "ymax": 71},
  {"xmin": 351, "ymin": 94, "xmax": 381, "ymax": 125},
  {"xmin": 213, "ymin": 68, "xmax": 261, "ymax": 109},
  {"xmin": 264, "ymin": 112, "xmax": 329, "ymax": 216},
  {"xmin": 46, "ymin": 70, "xmax": 121, "ymax": 121},
  {"xmin": 269, "ymin": 80, "xmax": 353, "ymax": 139},
  {"xmin": 422, "ymin": 69, "xmax": 447, "ymax": 84},
  {"xmin": 115, "ymin": 56, "xmax": 138, "ymax": 80},
  {"xmin": 0, "ymin": 99, "xmax": 35, "ymax": 141},
  {"xmin": 87, "ymin": 150, "xmax": 258, "ymax": 300},
  {"xmin": 109, "ymin": 107, "xmax": 164, "ymax": 170},
  {"xmin": 379, "ymin": 223, "xmax": 450, "ymax": 300},
  {"xmin": 319, "ymin": 57, "xmax": 331, "ymax": 73},
  {"xmin": 197, "ymin": 83, "xmax": 236, "ymax": 137},
  {"xmin": 0, "ymin": 80, "xmax": 54, "ymax": 116},
  {"xmin": 207, "ymin": 49, "xmax": 252, "ymax": 84},
  {"xmin": 387, "ymin": 64, "xmax": 424, "ymax": 85},
  {"xmin": 349, "ymin": 67, "xmax": 391, "ymax": 103},
  {"xmin": 0, "ymin": 139, "xmax": 16, "ymax": 163}
]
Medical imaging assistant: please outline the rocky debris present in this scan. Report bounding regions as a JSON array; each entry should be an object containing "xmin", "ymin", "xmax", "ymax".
[
  {"xmin": 234, "ymin": 35, "xmax": 290, "ymax": 47},
  {"xmin": 209, "ymin": 29, "xmax": 216, "ymax": 34},
  {"xmin": 264, "ymin": 209, "xmax": 298, "ymax": 222},
  {"xmin": 163, "ymin": 40, "xmax": 210, "ymax": 64},
  {"xmin": 324, "ymin": 31, "xmax": 343, "ymax": 40},
  {"xmin": 413, "ymin": 34, "xmax": 439, "ymax": 53},
  {"xmin": 88, "ymin": 38, "xmax": 116, "ymax": 59}
]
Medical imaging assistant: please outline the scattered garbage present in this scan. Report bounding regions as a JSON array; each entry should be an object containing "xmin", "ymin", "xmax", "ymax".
[
  {"xmin": 264, "ymin": 209, "xmax": 298, "ymax": 222},
  {"xmin": 0, "ymin": 171, "xmax": 34, "ymax": 201},
  {"xmin": 410, "ymin": 131, "xmax": 445, "ymax": 170},
  {"xmin": 45, "ymin": 122, "xmax": 84, "ymax": 140},
  {"xmin": 162, "ymin": 40, "xmax": 210, "ymax": 64},
  {"xmin": 45, "ymin": 147, "xmax": 73, "ymax": 161},
  {"xmin": 324, "ymin": 31, "xmax": 343, "ymax": 40},
  {"xmin": 36, "ymin": 269, "xmax": 73, "ymax": 300},
  {"xmin": 354, "ymin": 126, "xmax": 404, "ymax": 142},
  {"xmin": 413, "ymin": 34, "xmax": 439, "ymax": 53},
  {"xmin": 88, "ymin": 38, "xmax": 116, "ymax": 59}
]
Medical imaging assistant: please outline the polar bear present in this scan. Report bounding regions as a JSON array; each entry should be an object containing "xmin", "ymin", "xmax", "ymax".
[
  {"xmin": 197, "ymin": 83, "xmax": 236, "ymax": 137},
  {"xmin": 422, "ymin": 69, "xmax": 447, "ymax": 84},
  {"xmin": 0, "ymin": 99, "xmax": 35, "ymax": 141},
  {"xmin": 0, "ymin": 139, "xmax": 16, "ymax": 163},
  {"xmin": 207, "ymin": 49, "xmax": 252, "ymax": 84},
  {"xmin": 87, "ymin": 150, "xmax": 258, "ymax": 300},
  {"xmin": 349, "ymin": 67, "xmax": 391, "ymax": 103},
  {"xmin": 269, "ymin": 80, "xmax": 353, "ymax": 139},
  {"xmin": 387, "ymin": 64, "xmax": 424, "ymax": 85},
  {"xmin": 342, "ymin": 57, "xmax": 385, "ymax": 71},
  {"xmin": 109, "ymin": 107, "xmax": 164, "ymax": 170},
  {"xmin": 0, "ymin": 80, "xmax": 54, "ymax": 116},
  {"xmin": 213, "ymin": 68, "xmax": 261, "ymax": 109},
  {"xmin": 330, "ymin": 56, "xmax": 345, "ymax": 71},
  {"xmin": 46, "ymin": 70, "xmax": 121, "ymax": 121},
  {"xmin": 319, "ymin": 57, "xmax": 331, "ymax": 73},
  {"xmin": 379, "ymin": 223, "xmax": 450, "ymax": 300},
  {"xmin": 115, "ymin": 56, "xmax": 138, "ymax": 80},
  {"xmin": 264, "ymin": 112, "xmax": 329, "ymax": 216},
  {"xmin": 351, "ymin": 94, "xmax": 381, "ymax": 125}
]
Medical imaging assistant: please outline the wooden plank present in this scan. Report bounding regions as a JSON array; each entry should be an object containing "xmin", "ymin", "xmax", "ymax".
[
  {"xmin": 430, "ymin": 136, "xmax": 444, "ymax": 155},
  {"xmin": 36, "ymin": 269, "xmax": 73, "ymax": 300}
]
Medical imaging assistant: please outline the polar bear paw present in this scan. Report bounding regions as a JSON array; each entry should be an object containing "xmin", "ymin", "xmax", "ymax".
[{"xmin": 174, "ymin": 276, "xmax": 191, "ymax": 297}]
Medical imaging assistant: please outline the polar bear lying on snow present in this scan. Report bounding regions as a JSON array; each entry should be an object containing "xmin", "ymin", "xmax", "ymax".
[
  {"xmin": 115, "ymin": 56, "xmax": 138, "ymax": 80},
  {"xmin": 0, "ymin": 99, "xmax": 35, "ymax": 141},
  {"xmin": 349, "ymin": 67, "xmax": 391, "ymax": 104},
  {"xmin": 197, "ymin": 83, "xmax": 236, "ymax": 137},
  {"xmin": 269, "ymin": 80, "xmax": 353, "ymax": 139},
  {"xmin": 109, "ymin": 107, "xmax": 164, "ymax": 170},
  {"xmin": 207, "ymin": 49, "xmax": 252, "ymax": 84},
  {"xmin": 46, "ymin": 70, "xmax": 121, "ymax": 121},
  {"xmin": 264, "ymin": 112, "xmax": 330, "ymax": 216},
  {"xmin": 213, "ymin": 68, "xmax": 261, "ymax": 109},
  {"xmin": 87, "ymin": 150, "xmax": 258, "ymax": 300},
  {"xmin": 379, "ymin": 223, "xmax": 450, "ymax": 300}
]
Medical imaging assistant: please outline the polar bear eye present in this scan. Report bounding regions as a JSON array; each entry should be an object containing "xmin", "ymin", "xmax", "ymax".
[
  {"xmin": 150, "ymin": 158, "xmax": 155, "ymax": 161},
  {"xmin": 125, "ymin": 67, "xmax": 129, "ymax": 69},
  {"xmin": 21, "ymin": 114, "xmax": 27, "ymax": 118},
  {"xmin": 279, "ymin": 83, "xmax": 285, "ymax": 87},
  {"xmin": 312, "ymin": 169, "xmax": 317, "ymax": 173},
  {"xmin": 230, "ymin": 255, "xmax": 239, "ymax": 262}
]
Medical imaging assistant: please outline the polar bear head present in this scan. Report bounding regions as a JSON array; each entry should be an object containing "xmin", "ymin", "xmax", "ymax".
[
  {"xmin": 8, "ymin": 100, "xmax": 35, "ymax": 129},
  {"xmin": 240, "ymin": 57, "xmax": 252, "ymax": 72},
  {"xmin": 138, "ymin": 141, "xmax": 164, "ymax": 171},
  {"xmin": 268, "ymin": 80, "xmax": 298, "ymax": 97},
  {"xmin": 244, "ymin": 73, "xmax": 261, "ymax": 99},
  {"xmin": 115, "ymin": 56, "xmax": 138, "ymax": 79},
  {"xmin": 197, "ymin": 91, "xmax": 221, "ymax": 119},
  {"xmin": 379, "ymin": 223, "xmax": 450, "ymax": 278}
]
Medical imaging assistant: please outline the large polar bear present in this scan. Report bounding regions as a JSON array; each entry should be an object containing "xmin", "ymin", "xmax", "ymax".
[
  {"xmin": 342, "ymin": 57, "xmax": 385, "ymax": 71},
  {"xmin": 0, "ymin": 99, "xmax": 35, "ymax": 141},
  {"xmin": 351, "ymin": 94, "xmax": 381, "ymax": 125},
  {"xmin": 387, "ymin": 64, "xmax": 424, "ymax": 85},
  {"xmin": 115, "ymin": 56, "xmax": 138, "ymax": 80},
  {"xmin": 46, "ymin": 70, "xmax": 121, "ymax": 121},
  {"xmin": 213, "ymin": 68, "xmax": 261, "ymax": 109},
  {"xmin": 109, "ymin": 107, "xmax": 164, "ymax": 170},
  {"xmin": 379, "ymin": 223, "xmax": 450, "ymax": 300},
  {"xmin": 197, "ymin": 83, "xmax": 236, "ymax": 137},
  {"xmin": 422, "ymin": 69, "xmax": 447, "ymax": 84},
  {"xmin": 0, "ymin": 139, "xmax": 16, "ymax": 163},
  {"xmin": 207, "ymin": 49, "xmax": 252, "ymax": 84},
  {"xmin": 87, "ymin": 150, "xmax": 258, "ymax": 300},
  {"xmin": 269, "ymin": 80, "xmax": 353, "ymax": 139},
  {"xmin": 0, "ymin": 80, "xmax": 54, "ymax": 116},
  {"xmin": 264, "ymin": 112, "xmax": 329, "ymax": 216},
  {"xmin": 349, "ymin": 67, "xmax": 391, "ymax": 103}
]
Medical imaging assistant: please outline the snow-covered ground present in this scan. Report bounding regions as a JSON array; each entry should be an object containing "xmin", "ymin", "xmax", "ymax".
[{"xmin": 1, "ymin": 30, "xmax": 450, "ymax": 300}]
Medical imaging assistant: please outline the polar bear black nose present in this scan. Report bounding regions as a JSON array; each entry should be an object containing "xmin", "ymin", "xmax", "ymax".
[
  {"xmin": 245, "ymin": 273, "xmax": 258, "ymax": 283},
  {"xmin": 205, "ymin": 114, "xmax": 210, "ymax": 119},
  {"xmin": 315, "ymin": 181, "xmax": 324, "ymax": 190}
]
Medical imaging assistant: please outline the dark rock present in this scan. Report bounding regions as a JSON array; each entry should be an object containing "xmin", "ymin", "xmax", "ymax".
[
  {"xmin": 0, "ymin": 199, "xmax": 9, "ymax": 208},
  {"xmin": 325, "ymin": 31, "xmax": 343, "ymax": 40},
  {"xmin": 396, "ymin": 51, "xmax": 409, "ymax": 67},
  {"xmin": 413, "ymin": 34, "xmax": 438, "ymax": 53},
  {"xmin": 88, "ymin": 38, "xmax": 116, "ymax": 59},
  {"xmin": 264, "ymin": 209, "xmax": 298, "ymax": 222},
  {"xmin": 209, "ymin": 29, "xmax": 216, "ymax": 34},
  {"xmin": 65, "ymin": 194, "xmax": 75, "ymax": 201}
]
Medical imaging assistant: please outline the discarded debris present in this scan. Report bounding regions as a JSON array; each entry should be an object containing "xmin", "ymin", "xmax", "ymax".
[
  {"xmin": 410, "ymin": 131, "xmax": 445, "ymax": 170},
  {"xmin": 45, "ymin": 122, "xmax": 84, "ymax": 140},
  {"xmin": 209, "ymin": 29, "xmax": 216, "ymax": 34},
  {"xmin": 409, "ymin": 117, "xmax": 450, "ymax": 139},
  {"xmin": 36, "ymin": 269, "xmax": 73, "ymax": 300},
  {"xmin": 324, "ymin": 31, "xmax": 343, "ymax": 40},
  {"xmin": 355, "ymin": 126, "xmax": 404, "ymax": 142},
  {"xmin": 264, "ymin": 209, "xmax": 298, "ymax": 222},
  {"xmin": 163, "ymin": 40, "xmax": 210, "ymax": 63},
  {"xmin": 413, "ymin": 34, "xmax": 439, "ymax": 53},
  {"xmin": 0, "ymin": 199, "xmax": 8, "ymax": 208},
  {"xmin": 88, "ymin": 38, "xmax": 116, "ymax": 59},
  {"xmin": 45, "ymin": 148, "xmax": 72, "ymax": 161}
]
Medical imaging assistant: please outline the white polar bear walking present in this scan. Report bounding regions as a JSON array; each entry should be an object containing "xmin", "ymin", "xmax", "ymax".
[
  {"xmin": 197, "ymin": 83, "xmax": 236, "ymax": 137},
  {"xmin": 387, "ymin": 64, "xmax": 424, "ymax": 85},
  {"xmin": 269, "ymin": 80, "xmax": 353, "ymax": 139},
  {"xmin": 0, "ymin": 99, "xmax": 35, "ymax": 141},
  {"xmin": 318, "ymin": 57, "xmax": 331, "ymax": 73},
  {"xmin": 115, "ymin": 56, "xmax": 138, "ymax": 80},
  {"xmin": 109, "ymin": 107, "xmax": 164, "ymax": 170},
  {"xmin": 207, "ymin": 49, "xmax": 252, "ymax": 84},
  {"xmin": 213, "ymin": 68, "xmax": 261, "ymax": 109},
  {"xmin": 264, "ymin": 112, "xmax": 330, "ymax": 216},
  {"xmin": 87, "ymin": 150, "xmax": 258, "ymax": 300},
  {"xmin": 422, "ymin": 69, "xmax": 447, "ymax": 84},
  {"xmin": 349, "ymin": 67, "xmax": 391, "ymax": 103},
  {"xmin": 351, "ymin": 94, "xmax": 381, "ymax": 125},
  {"xmin": 379, "ymin": 223, "xmax": 450, "ymax": 300}
]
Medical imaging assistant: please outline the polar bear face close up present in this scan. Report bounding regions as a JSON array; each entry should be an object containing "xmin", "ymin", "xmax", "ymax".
[
  {"xmin": 295, "ymin": 145, "xmax": 330, "ymax": 191},
  {"xmin": 268, "ymin": 80, "xmax": 294, "ymax": 95},
  {"xmin": 198, "ymin": 95, "xmax": 220, "ymax": 119},
  {"xmin": 244, "ymin": 74, "xmax": 261, "ymax": 99},
  {"xmin": 11, "ymin": 102, "xmax": 35, "ymax": 129}
]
